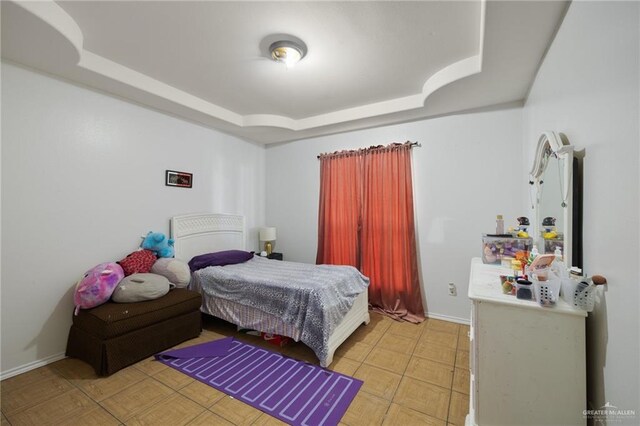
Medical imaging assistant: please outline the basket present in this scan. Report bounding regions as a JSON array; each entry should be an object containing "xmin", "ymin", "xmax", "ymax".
[
  {"xmin": 532, "ymin": 271, "xmax": 561, "ymax": 307},
  {"xmin": 561, "ymin": 278, "xmax": 596, "ymax": 312}
]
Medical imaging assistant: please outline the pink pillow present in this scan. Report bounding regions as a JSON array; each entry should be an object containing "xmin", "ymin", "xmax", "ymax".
[
  {"xmin": 117, "ymin": 250, "xmax": 157, "ymax": 276},
  {"xmin": 73, "ymin": 262, "xmax": 124, "ymax": 315}
]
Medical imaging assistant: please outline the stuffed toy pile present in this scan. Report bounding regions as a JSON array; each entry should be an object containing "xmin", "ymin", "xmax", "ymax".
[
  {"xmin": 72, "ymin": 231, "xmax": 191, "ymax": 315},
  {"xmin": 141, "ymin": 231, "xmax": 175, "ymax": 258}
]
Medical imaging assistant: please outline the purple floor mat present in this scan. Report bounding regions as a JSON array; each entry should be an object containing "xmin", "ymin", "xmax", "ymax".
[{"xmin": 155, "ymin": 337, "xmax": 362, "ymax": 426}]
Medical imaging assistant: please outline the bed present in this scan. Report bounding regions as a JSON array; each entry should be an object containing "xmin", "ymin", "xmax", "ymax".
[{"xmin": 170, "ymin": 213, "xmax": 370, "ymax": 367}]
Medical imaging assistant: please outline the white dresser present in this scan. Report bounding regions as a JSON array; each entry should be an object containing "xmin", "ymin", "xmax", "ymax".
[{"xmin": 466, "ymin": 258, "xmax": 586, "ymax": 425}]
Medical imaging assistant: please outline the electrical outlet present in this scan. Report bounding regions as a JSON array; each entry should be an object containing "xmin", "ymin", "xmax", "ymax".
[{"xmin": 448, "ymin": 282, "xmax": 457, "ymax": 296}]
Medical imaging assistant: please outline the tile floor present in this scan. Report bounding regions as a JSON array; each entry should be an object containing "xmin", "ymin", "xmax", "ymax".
[{"xmin": 0, "ymin": 313, "xmax": 470, "ymax": 425}]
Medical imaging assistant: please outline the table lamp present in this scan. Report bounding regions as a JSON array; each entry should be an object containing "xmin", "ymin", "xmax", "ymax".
[{"xmin": 259, "ymin": 227, "xmax": 276, "ymax": 255}]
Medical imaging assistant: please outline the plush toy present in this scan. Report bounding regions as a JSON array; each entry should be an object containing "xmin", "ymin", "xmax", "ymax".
[
  {"xmin": 515, "ymin": 216, "xmax": 530, "ymax": 238},
  {"xmin": 141, "ymin": 231, "xmax": 175, "ymax": 258},
  {"xmin": 73, "ymin": 262, "xmax": 124, "ymax": 315},
  {"xmin": 542, "ymin": 217, "xmax": 558, "ymax": 239},
  {"xmin": 151, "ymin": 258, "xmax": 190, "ymax": 287}
]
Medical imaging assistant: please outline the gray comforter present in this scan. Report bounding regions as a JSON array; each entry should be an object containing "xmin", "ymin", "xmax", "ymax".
[{"xmin": 193, "ymin": 256, "xmax": 369, "ymax": 364}]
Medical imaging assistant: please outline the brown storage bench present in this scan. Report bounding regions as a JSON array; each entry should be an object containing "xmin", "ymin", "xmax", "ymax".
[{"xmin": 66, "ymin": 288, "xmax": 202, "ymax": 376}]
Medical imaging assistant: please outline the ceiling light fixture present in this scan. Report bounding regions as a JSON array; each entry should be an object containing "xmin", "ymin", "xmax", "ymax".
[{"xmin": 269, "ymin": 40, "xmax": 307, "ymax": 68}]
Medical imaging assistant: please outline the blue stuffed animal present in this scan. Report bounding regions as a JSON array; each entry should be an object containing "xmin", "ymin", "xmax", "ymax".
[{"xmin": 141, "ymin": 231, "xmax": 175, "ymax": 258}]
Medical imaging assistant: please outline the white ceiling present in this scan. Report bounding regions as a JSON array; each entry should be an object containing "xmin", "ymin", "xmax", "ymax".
[{"xmin": 1, "ymin": 1, "xmax": 569, "ymax": 145}]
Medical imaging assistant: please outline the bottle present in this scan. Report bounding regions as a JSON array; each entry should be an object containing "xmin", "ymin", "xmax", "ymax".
[
  {"xmin": 554, "ymin": 247, "xmax": 563, "ymax": 262},
  {"xmin": 529, "ymin": 245, "xmax": 539, "ymax": 263},
  {"xmin": 511, "ymin": 259, "xmax": 522, "ymax": 279},
  {"xmin": 496, "ymin": 215, "xmax": 504, "ymax": 234}
]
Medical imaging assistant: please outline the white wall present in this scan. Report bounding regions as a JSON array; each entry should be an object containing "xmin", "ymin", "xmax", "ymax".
[
  {"xmin": 266, "ymin": 107, "xmax": 523, "ymax": 322},
  {"xmin": 522, "ymin": 1, "xmax": 639, "ymax": 419},
  {"xmin": 0, "ymin": 62, "xmax": 265, "ymax": 376}
]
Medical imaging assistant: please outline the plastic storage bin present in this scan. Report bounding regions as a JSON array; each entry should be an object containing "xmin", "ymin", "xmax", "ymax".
[
  {"xmin": 543, "ymin": 238, "xmax": 564, "ymax": 254},
  {"xmin": 532, "ymin": 272, "xmax": 562, "ymax": 307},
  {"xmin": 481, "ymin": 235, "xmax": 533, "ymax": 264},
  {"xmin": 561, "ymin": 278, "xmax": 597, "ymax": 312}
]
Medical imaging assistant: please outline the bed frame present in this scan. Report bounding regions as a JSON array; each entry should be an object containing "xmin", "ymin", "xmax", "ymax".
[{"xmin": 170, "ymin": 213, "xmax": 370, "ymax": 366}]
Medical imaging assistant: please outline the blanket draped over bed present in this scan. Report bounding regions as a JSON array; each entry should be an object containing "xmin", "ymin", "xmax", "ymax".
[{"xmin": 192, "ymin": 256, "xmax": 369, "ymax": 365}]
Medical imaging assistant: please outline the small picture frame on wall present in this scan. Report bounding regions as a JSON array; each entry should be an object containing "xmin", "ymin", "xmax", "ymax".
[{"xmin": 165, "ymin": 170, "xmax": 193, "ymax": 188}]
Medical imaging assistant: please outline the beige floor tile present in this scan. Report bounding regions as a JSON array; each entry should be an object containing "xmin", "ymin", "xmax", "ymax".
[
  {"xmin": 186, "ymin": 410, "xmax": 234, "ymax": 426},
  {"xmin": 376, "ymin": 333, "xmax": 417, "ymax": 355},
  {"xmin": 170, "ymin": 334, "xmax": 212, "ymax": 349},
  {"xmin": 387, "ymin": 320, "xmax": 425, "ymax": 340},
  {"xmin": 455, "ymin": 351, "xmax": 469, "ymax": 370},
  {"xmin": 368, "ymin": 313, "xmax": 394, "ymax": 333},
  {"xmin": 285, "ymin": 344, "xmax": 319, "ymax": 364},
  {"xmin": 0, "ymin": 313, "xmax": 476, "ymax": 425},
  {"xmin": 201, "ymin": 329, "xmax": 227, "ymax": 340},
  {"xmin": 335, "ymin": 340, "xmax": 374, "ymax": 363},
  {"xmin": 252, "ymin": 412, "xmax": 289, "ymax": 426},
  {"xmin": 73, "ymin": 366, "xmax": 147, "ymax": 402},
  {"xmin": 126, "ymin": 393, "xmax": 205, "ymax": 426},
  {"xmin": 0, "ymin": 366, "xmax": 58, "ymax": 394},
  {"xmin": 179, "ymin": 380, "xmax": 226, "ymax": 408},
  {"xmin": 452, "ymin": 368, "xmax": 470, "ymax": 395},
  {"xmin": 425, "ymin": 319, "xmax": 460, "ymax": 335},
  {"xmin": 353, "ymin": 364, "xmax": 402, "ymax": 401},
  {"xmin": 6, "ymin": 388, "xmax": 98, "ymax": 425},
  {"xmin": 457, "ymin": 332, "xmax": 470, "ymax": 352},
  {"xmin": 341, "ymin": 390, "xmax": 390, "ymax": 426},
  {"xmin": 152, "ymin": 365, "xmax": 195, "ymax": 390},
  {"xmin": 413, "ymin": 341, "xmax": 456, "ymax": 366},
  {"xmin": 404, "ymin": 357, "xmax": 454, "ymax": 389},
  {"xmin": 211, "ymin": 396, "xmax": 262, "ymax": 425},
  {"xmin": 421, "ymin": 330, "xmax": 458, "ymax": 350},
  {"xmin": 393, "ymin": 376, "xmax": 450, "ymax": 420},
  {"xmin": 383, "ymin": 403, "xmax": 446, "ymax": 426},
  {"xmin": 448, "ymin": 391, "xmax": 469, "ymax": 425},
  {"xmin": 50, "ymin": 357, "xmax": 98, "ymax": 380},
  {"xmin": 364, "ymin": 347, "xmax": 411, "ymax": 375},
  {"xmin": 1, "ymin": 375, "xmax": 74, "ymax": 415},
  {"xmin": 100, "ymin": 377, "xmax": 174, "ymax": 422},
  {"xmin": 134, "ymin": 356, "xmax": 169, "ymax": 376},
  {"xmin": 56, "ymin": 406, "xmax": 121, "ymax": 426},
  {"xmin": 348, "ymin": 325, "xmax": 385, "ymax": 346},
  {"xmin": 330, "ymin": 357, "xmax": 362, "ymax": 376}
]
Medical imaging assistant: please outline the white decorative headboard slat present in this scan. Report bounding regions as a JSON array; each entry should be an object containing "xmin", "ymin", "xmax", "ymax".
[{"xmin": 170, "ymin": 213, "xmax": 245, "ymax": 261}]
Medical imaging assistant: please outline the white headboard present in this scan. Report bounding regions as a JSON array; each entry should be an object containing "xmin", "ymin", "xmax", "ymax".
[{"xmin": 170, "ymin": 213, "xmax": 245, "ymax": 261}]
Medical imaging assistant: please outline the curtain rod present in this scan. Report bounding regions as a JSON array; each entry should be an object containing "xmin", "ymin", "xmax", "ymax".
[{"xmin": 316, "ymin": 141, "xmax": 421, "ymax": 159}]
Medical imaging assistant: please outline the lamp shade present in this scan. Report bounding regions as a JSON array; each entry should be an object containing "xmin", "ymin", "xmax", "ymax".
[{"xmin": 259, "ymin": 227, "xmax": 276, "ymax": 241}]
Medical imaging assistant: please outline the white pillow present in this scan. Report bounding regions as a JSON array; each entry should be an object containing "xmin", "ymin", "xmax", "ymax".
[
  {"xmin": 112, "ymin": 273, "xmax": 171, "ymax": 303},
  {"xmin": 151, "ymin": 258, "xmax": 191, "ymax": 288}
]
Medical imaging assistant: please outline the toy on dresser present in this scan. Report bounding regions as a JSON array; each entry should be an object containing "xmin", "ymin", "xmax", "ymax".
[
  {"xmin": 541, "ymin": 216, "xmax": 564, "ymax": 254},
  {"xmin": 482, "ymin": 237, "xmax": 532, "ymax": 264},
  {"xmin": 542, "ymin": 216, "xmax": 558, "ymax": 239},
  {"xmin": 482, "ymin": 216, "xmax": 533, "ymax": 265},
  {"xmin": 514, "ymin": 216, "xmax": 530, "ymax": 238}
]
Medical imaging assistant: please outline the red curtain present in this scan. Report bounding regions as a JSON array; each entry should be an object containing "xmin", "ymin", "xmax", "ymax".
[
  {"xmin": 316, "ymin": 153, "xmax": 363, "ymax": 267},
  {"xmin": 316, "ymin": 143, "xmax": 425, "ymax": 323},
  {"xmin": 361, "ymin": 145, "xmax": 424, "ymax": 322}
]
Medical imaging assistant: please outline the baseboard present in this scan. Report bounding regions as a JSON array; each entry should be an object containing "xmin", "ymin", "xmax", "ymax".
[
  {"xmin": 426, "ymin": 312, "xmax": 470, "ymax": 325},
  {"xmin": 0, "ymin": 352, "xmax": 66, "ymax": 381}
]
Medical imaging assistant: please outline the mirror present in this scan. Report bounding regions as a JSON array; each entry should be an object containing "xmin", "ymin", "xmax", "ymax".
[{"xmin": 530, "ymin": 132, "xmax": 583, "ymax": 268}]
